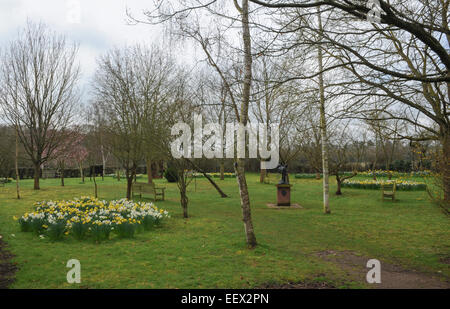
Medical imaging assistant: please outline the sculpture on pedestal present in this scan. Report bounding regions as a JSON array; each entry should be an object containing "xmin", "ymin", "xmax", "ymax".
[{"xmin": 276, "ymin": 164, "xmax": 289, "ymax": 184}]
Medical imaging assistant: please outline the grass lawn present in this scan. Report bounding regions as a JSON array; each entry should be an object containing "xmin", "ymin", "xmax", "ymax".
[{"xmin": 0, "ymin": 173, "xmax": 449, "ymax": 288}]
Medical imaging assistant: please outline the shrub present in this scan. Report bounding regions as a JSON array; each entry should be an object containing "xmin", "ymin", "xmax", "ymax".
[{"xmin": 164, "ymin": 166, "xmax": 179, "ymax": 182}]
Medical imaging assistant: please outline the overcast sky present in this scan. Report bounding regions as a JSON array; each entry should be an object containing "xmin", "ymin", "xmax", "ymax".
[{"xmin": 0, "ymin": 0, "xmax": 193, "ymax": 103}]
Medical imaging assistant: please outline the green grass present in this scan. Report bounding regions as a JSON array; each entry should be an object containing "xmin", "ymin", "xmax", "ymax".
[{"xmin": 0, "ymin": 173, "xmax": 449, "ymax": 288}]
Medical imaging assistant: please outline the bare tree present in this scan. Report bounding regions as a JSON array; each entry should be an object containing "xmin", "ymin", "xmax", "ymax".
[
  {"xmin": 0, "ymin": 21, "xmax": 80, "ymax": 190},
  {"xmin": 92, "ymin": 46, "xmax": 149, "ymax": 199},
  {"xmin": 316, "ymin": 7, "xmax": 331, "ymax": 213},
  {"xmin": 328, "ymin": 123, "xmax": 357, "ymax": 195},
  {"xmin": 247, "ymin": 1, "xmax": 450, "ymax": 203},
  {"xmin": 129, "ymin": 0, "xmax": 258, "ymax": 248}
]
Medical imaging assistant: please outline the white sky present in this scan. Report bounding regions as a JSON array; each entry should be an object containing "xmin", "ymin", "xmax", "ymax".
[{"xmin": 0, "ymin": 0, "xmax": 195, "ymax": 103}]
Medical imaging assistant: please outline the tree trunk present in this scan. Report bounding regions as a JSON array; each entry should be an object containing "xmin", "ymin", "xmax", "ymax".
[
  {"xmin": 442, "ymin": 132, "xmax": 450, "ymax": 203},
  {"xmin": 235, "ymin": 159, "xmax": 257, "ymax": 248},
  {"xmin": 181, "ymin": 190, "xmax": 188, "ymax": 218},
  {"xmin": 185, "ymin": 159, "xmax": 228, "ymax": 197},
  {"xmin": 220, "ymin": 160, "xmax": 225, "ymax": 180},
  {"xmin": 336, "ymin": 174, "xmax": 342, "ymax": 195},
  {"xmin": 93, "ymin": 170, "xmax": 97, "ymax": 198},
  {"xmin": 155, "ymin": 161, "xmax": 160, "ymax": 178},
  {"xmin": 15, "ymin": 128, "xmax": 20, "ymax": 199},
  {"xmin": 259, "ymin": 161, "xmax": 266, "ymax": 183},
  {"xmin": 79, "ymin": 164, "xmax": 84, "ymax": 183},
  {"xmin": 126, "ymin": 173, "xmax": 133, "ymax": 200},
  {"xmin": 146, "ymin": 158, "xmax": 153, "ymax": 184},
  {"xmin": 117, "ymin": 169, "xmax": 121, "ymax": 181},
  {"xmin": 60, "ymin": 162, "xmax": 65, "ymax": 187},
  {"xmin": 179, "ymin": 173, "xmax": 189, "ymax": 218},
  {"xmin": 372, "ymin": 133, "xmax": 378, "ymax": 180},
  {"xmin": 125, "ymin": 166, "xmax": 136, "ymax": 200},
  {"xmin": 235, "ymin": 0, "xmax": 258, "ymax": 248},
  {"xmin": 101, "ymin": 144, "xmax": 106, "ymax": 181},
  {"xmin": 317, "ymin": 7, "xmax": 331, "ymax": 214},
  {"xmin": 33, "ymin": 163, "xmax": 40, "ymax": 190}
]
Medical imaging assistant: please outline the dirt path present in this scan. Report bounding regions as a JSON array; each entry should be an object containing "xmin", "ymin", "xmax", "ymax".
[
  {"xmin": 0, "ymin": 237, "xmax": 17, "ymax": 289},
  {"xmin": 316, "ymin": 250, "xmax": 450, "ymax": 289}
]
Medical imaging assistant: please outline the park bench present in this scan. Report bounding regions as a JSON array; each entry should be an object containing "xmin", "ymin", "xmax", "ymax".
[
  {"xmin": 0, "ymin": 178, "xmax": 7, "ymax": 187},
  {"xmin": 381, "ymin": 182, "xmax": 396, "ymax": 201},
  {"xmin": 132, "ymin": 182, "xmax": 165, "ymax": 201}
]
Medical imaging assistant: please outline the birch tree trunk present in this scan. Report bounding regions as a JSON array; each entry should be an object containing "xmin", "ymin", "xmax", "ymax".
[
  {"xmin": 372, "ymin": 132, "xmax": 378, "ymax": 180},
  {"xmin": 442, "ymin": 131, "xmax": 450, "ymax": 203},
  {"xmin": 259, "ymin": 168, "xmax": 266, "ymax": 183},
  {"xmin": 15, "ymin": 127, "xmax": 20, "ymax": 199},
  {"xmin": 235, "ymin": 0, "xmax": 257, "ymax": 248},
  {"xmin": 317, "ymin": 7, "xmax": 331, "ymax": 214},
  {"xmin": 100, "ymin": 144, "xmax": 106, "ymax": 181}
]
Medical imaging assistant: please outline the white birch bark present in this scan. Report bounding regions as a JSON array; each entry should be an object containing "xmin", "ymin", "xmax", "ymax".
[
  {"xmin": 15, "ymin": 126, "xmax": 20, "ymax": 199},
  {"xmin": 317, "ymin": 7, "xmax": 331, "ymax": 214}
]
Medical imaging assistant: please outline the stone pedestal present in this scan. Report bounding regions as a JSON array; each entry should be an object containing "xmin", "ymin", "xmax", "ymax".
[{"xmin": 276, "ymin": 184, "xmax": 292, "ymax": 206}]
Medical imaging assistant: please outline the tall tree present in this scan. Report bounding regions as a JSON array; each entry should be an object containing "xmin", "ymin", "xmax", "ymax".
[
  {"xmin": 247, "ymin": 0, "xmax": 450, "ymax": 202},
  {"xmin": 0, "ymin": 21, "xmax": 80, "ymax": 190},
  {"xmin": 129, "ymin": 0, "xmax": 258, "ymax": 247},
  {"xmin": 316, "ymin": 7, "xmax": 331, "ymax": 214}
]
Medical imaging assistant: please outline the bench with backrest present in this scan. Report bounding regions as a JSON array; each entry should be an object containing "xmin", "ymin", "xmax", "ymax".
[
  {"xmin": 132, "ymin": 182, "xmax": 165, "ymax": 201},
  {"xmin": 381, "ymin": 182, "xmax": 396, "ymax": 201},
  {"xmin": 0, "ymin": 178, "xmax": 7, "ymax": 187}
]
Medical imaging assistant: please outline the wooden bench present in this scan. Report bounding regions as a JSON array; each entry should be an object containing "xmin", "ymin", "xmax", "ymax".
[
  {"xmin": 0, "ymin": 179, "xmax": 7, "ymax": 187},
  {"xmin": 132, "ymin": 182, "xmax": 165, "ymax": 201},
  {"xmin": 381, "ymin": 183, "xmax": 396, "ymax": 201}
]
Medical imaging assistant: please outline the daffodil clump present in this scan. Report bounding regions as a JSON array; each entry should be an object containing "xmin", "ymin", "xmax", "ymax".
[
  {"xmin": 191, "ymin": 172, "xmax": 235, "ymax": 178},
  {"xmin": 294, "ymin": 172, "xmax": 355, "ymax": 179},
  {"xmin": 359, "ymin": 169, "xmax": 432, "ymax": 178},
  {"xmin": 341, "ymin": 179, "xmax": 427, "ymax": 191},
  {"xmin": 16, "ymin": 197, "xmax": 170, "ymax": 241}
]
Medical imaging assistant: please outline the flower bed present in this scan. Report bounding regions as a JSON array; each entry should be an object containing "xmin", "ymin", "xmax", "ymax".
[
  {"xmin": 359, "ymin": 170, "xmax": 432, "ymax": 178},
  {"xmin": 192, "ymin": 172, "xmax": 235, "ymax": 178},
  {"xmin": 341, "ymin": 179, "xmax": 427, "ymax": 191},
  {"xmin": 16, "ymin": 197, "xmax": 169, "ymax": 241},
  {"xmin": 294, "ymin": 172, "xmax": 354, "ymax": 179}
]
